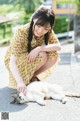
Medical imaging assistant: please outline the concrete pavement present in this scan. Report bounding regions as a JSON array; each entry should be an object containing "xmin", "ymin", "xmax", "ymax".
[{"xmin": 0, "ymin": 42, "xmax": 80, "ymax": 121}]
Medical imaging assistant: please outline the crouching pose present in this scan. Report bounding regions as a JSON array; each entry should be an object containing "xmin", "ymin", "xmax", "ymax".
[{"xmin": 4, "ymin": 6, "xmax": 61, "ymax": 96}]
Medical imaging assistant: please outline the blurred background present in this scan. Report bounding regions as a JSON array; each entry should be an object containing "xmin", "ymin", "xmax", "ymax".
[{"xmin": 0, "ymin": 0, "xmax": 80, "ymax": 53}]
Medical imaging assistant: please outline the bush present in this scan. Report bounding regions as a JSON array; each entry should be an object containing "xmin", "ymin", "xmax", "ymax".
[
  {"xmin": 19, "ymin": 11, "xmax": 33, "ymax": 24},
  {"xmin": 0, "ymin": 4, "xmax": 74, "ymax": 36},
  {"xmin": 0, "ymin": 4, "xmax": 14, "ymax": 14},
  {"xmin": 53, "ymin": 16, "xmax": 74, "ymax": 34}
]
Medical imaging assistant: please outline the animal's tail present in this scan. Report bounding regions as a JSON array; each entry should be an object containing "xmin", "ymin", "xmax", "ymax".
[{"xmin": 65, "ymin": 92, "xmax": 80, "ymax": 98}]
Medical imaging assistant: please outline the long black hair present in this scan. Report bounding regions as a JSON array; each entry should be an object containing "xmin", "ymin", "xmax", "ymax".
[{"xmin": 27, "ymin": 6, "xmax": 55, "ymax": 52}]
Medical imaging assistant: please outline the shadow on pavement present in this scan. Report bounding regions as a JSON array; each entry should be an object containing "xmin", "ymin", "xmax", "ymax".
[
  {"xmin": 0, "ymin": 87, "xmax": 28, "ymax": 112},
  {"xmin": 59, "ymin": 53, "xmax": 71, "ymax": 65}
]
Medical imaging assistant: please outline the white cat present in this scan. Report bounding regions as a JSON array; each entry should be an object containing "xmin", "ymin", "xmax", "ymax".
[{"xmin": 11, "ymin": 81, "xmax": 67, "ymax": 106}]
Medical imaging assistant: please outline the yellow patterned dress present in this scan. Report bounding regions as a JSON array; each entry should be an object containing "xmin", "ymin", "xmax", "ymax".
[{"xmin": 4, "ymin": 23, "xmax": 60, "ymax": 89}]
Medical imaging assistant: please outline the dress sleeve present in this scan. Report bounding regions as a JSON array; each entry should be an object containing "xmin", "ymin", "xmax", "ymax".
[
  {"xmin": 10, "ymin": 29, "xmax": 27, "ymax": 57},
  {"xmin": 48, "ymin": 30, "xmax": 59, "ymax": 44}
]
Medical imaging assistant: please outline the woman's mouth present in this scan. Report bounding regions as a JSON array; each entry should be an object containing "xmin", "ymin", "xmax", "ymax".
[{"xmin": 35, "ymin": 31, "xmax": 42, "ymax": 37}]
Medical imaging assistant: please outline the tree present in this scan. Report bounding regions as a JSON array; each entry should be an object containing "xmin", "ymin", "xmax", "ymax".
[
  {"xmin": 76, "ymin": 0, "xmax": 80, "ymax": 15},
  {"xmin": 12, "ymin": 0, "xmax": 43, "ymax": 13}
]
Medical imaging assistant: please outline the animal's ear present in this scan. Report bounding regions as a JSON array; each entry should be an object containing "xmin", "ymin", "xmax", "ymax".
[
  {"xmin": 10, "ymin": 92, "xmax": 19, "ymax": 104},
  {"xmin": 10, "ymin": 92, "xmax": 22, "ymax": 104},
  {"xmin": 10, "ymin": 92, "xmax": 19, "ymax": 98},
  {"xmin": 10, "ymin": 98, "xmax": 16, "ymax": 104}
]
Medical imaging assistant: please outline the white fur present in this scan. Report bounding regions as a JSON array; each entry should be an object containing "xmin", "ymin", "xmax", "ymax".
[{"xmin": 19, "ymin": 81, "xmax": 67, "ymax": 105}]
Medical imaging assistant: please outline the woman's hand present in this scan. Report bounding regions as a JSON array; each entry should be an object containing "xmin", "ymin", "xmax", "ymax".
[
  {"xmin": 17, "ymin": 81, "xmax": 27, "ymax": 96},
  {"xmin": 27, "ymin": 47, "xmax": 41, "ymax": 62}
]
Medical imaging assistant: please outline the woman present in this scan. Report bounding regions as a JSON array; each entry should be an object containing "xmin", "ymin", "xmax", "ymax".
[{"xmin": 4, "ymin": 6, "xmax": 61, "ymax": 96}]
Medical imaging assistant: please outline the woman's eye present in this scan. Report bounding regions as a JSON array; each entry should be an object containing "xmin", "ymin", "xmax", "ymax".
[
  {"xmin": 37, "ymin": 25, "xmax": 41, "ymax": 27},
  {"xmin": 45, "ymin": 29, "xmax": 49, "ymax": 31}
]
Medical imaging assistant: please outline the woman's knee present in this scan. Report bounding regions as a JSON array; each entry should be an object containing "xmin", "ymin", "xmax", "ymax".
[
  {"xmin": 39, "ymin": 52, "xmax": 47, "ymax": 61},
  {"xmin": 50, "ymin": 56, "xmax": 59, "ymax": 64}
]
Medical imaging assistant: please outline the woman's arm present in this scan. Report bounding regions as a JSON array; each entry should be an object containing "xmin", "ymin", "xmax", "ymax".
[
  {"xmin": 38, "ymin": 42, "xmax": 61, "ymax": 52},
  {"xmin": 9, "ymin": 55, "xmax": 27, "ymax": 96},
  {"xmin": 9, "ymin": 55, "xmax": 23, "ymax": 83},
  {"xmin": 41, "ymin": 30, "xmax": 61, "ymax": 52},
  {"xmin": 27, "ymin": 43, "xmax": 61, "ymax": 62}
]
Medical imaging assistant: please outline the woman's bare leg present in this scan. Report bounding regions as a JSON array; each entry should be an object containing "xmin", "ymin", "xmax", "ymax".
[
  {"xmin": 34, "ymin": 51, "xmax": 47, "ymax": 72},
  {"xmin": 30, "ymin": 52, "xmax": 47, "ymax": 81},
  {"xmin": 33, "ymin": 56, "xmax": 59, "ymax": 77}
]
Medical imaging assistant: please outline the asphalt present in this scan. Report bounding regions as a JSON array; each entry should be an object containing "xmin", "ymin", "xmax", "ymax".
[{"xmin": 0, "ymin": 42, "xmax": 80, "ymax": 121}]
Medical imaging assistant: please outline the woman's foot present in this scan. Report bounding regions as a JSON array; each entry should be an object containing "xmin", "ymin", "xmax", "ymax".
[{"xmin": 30, "ymin": 76, "xmax": 40, "ymax": 83}]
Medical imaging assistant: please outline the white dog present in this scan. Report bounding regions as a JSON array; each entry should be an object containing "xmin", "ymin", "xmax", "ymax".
[{"xmin": 11, "ymin": 81, "xmax": 67, "ymax": 105}]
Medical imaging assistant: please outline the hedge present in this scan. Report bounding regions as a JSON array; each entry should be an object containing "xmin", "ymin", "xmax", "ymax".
[{"xmin": 53, "ymin": 16, "xmax": 74, "ymax": 34}]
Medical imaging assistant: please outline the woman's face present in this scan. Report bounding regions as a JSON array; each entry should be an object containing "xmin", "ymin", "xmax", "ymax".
[{"xmin": 33, "ymin": 19, "xmax": 51, "ymax": 37}]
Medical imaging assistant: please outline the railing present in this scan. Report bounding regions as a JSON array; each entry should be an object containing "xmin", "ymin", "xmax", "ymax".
[{"xmin": 56, "ymin": 31, "xmax": 74, "ymax": 40}]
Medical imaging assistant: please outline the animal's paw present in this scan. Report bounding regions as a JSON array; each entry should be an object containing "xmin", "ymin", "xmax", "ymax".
[
  {"xmin": 62, "ymin": 97, "xmax": 67, "ymax": 104},
  {"xmin": 36, "ymin": 100, "xmax": 46, "ymax": 106}
]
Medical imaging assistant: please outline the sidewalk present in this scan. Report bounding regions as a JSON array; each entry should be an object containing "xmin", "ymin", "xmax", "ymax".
[{"xmin": 0, "ymin": 42, "xmax": 80, "ymax": 121}]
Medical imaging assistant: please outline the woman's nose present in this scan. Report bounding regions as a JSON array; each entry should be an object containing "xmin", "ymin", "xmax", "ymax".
[{"xmin": 38, "ymin": 28, "xmax": 42, "ymax": 33}]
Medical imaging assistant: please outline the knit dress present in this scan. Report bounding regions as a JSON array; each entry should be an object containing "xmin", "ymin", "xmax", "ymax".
[{"xmin": 4, "ymin": 23, "xmax": 60, "ymax": 89}]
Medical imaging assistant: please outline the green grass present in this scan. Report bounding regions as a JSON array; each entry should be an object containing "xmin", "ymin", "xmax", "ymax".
[{"xmin": 0, "ymin": 4, "xmax": 20, "ymax": 14}]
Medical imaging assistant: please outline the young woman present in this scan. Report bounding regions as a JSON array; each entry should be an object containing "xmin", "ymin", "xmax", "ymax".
[{"xmin": 4, "ymin": 6, "xmax": 61, "ymax": 96}]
